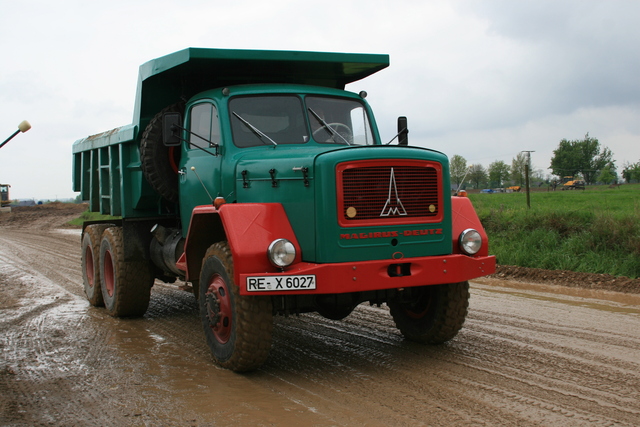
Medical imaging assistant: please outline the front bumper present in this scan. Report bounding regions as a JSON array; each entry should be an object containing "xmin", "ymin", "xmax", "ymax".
[{"xmin": 239, "ymin": 254, "xmax": 495, "ymax": 295}]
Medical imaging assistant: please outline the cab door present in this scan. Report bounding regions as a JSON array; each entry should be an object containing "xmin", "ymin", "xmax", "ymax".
[{"xmin": 179, "ymin": 101, "xmax": 223, "ymax": 236}]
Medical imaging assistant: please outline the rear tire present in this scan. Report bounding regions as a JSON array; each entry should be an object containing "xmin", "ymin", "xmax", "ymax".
[
  {"xmin": 388, "ymin": 282, "xmax": 470, "ymax": 344},
  {"xmin": 81, "ymin": 224, "xmax": 111, "ymax": 306},
  {"xmin": 199, "ymin": 241, "xmax": 273, "ymax": 372},
  {"xmin": 99, "ymin": 227, "xmax": 153, "ymax": 317}
]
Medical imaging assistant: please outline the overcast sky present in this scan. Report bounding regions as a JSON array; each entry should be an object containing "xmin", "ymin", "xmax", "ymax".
[{"xmin": 1, "ymin": 0, "xmax": 638, "ymax": 200}]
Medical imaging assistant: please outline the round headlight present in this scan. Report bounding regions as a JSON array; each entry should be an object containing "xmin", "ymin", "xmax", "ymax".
[
  {"xmin": 459, "ymin": 229, "xmax": 482, "ymax": 255},
  {"xmin": 267, "ymin": 239, "xmax": 296, "ymax": 268}
]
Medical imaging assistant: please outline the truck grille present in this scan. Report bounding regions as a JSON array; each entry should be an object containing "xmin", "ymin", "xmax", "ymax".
[{"xmin": 337, "ymin": 161, "xmax": 442, "ymax": 226}]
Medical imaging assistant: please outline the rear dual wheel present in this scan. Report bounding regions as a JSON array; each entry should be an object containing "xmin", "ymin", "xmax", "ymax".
[
  {"xmin": 81, "ymin": 224, "xmax": 112, "ymax": 306},
  {"xmin": 99, "ymin": 227, "xmax": 153, "ymax": 317},
  {"xmin": 199, "ymin": 242, "xmax": 273, "ymax": 372}
]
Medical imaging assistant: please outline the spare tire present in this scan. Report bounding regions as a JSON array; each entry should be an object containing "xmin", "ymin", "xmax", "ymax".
[{"xmin": 140, "ymin": 102, "xmax": 185, "ymax": 203}]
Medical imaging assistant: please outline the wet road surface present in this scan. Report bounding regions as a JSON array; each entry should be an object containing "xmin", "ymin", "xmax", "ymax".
[{"xmin": 1, "ymin": 227, "xmax": 639, "ymax": 426}]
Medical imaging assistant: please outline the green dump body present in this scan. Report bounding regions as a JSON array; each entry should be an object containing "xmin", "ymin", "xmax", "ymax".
[{"xmin": 72, "ymin": 48, "xmax": 389, "ymax": 218}]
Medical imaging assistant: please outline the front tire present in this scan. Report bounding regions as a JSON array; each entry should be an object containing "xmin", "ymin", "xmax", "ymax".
[
  {"xmin": 199, "ymin": 242, "xmax": 273, "ymax": 372},
  {"xmin": 388, "ymin": 282, "xmax": 470, "ymax": 344},
  {"xmin": 99, "ymin": 227, "xmax": 153, "ymax": 317}
]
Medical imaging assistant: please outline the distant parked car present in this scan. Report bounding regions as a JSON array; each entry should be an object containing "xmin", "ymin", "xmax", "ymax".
[{"xmin": 480, "ymin": 189, "xmax": 494, "ymax": 193}]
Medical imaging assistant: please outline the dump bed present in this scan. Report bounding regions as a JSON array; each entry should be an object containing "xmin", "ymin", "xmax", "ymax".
[{"xmin": 72, "ymin": 48, "xmax": 389, "ymax": 217}]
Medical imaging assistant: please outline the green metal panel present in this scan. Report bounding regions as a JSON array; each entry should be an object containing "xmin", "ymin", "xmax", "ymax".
[
  {"xmin": 313, "ymin": 146, "xmax": 452, "ymax": 263},
  {"xmin": 233, "ymin": 145, "xmax": 321, "ymax": 259},
  {"xmin": 89, "ymin": 150, "xmax": 99, "ymax": 213}
]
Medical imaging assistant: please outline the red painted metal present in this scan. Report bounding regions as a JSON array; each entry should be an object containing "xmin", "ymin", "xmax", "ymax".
[
  {"xmin": 182, "ymin": 200, "xmax": 495, "ymax": 296},
  {"xmin": 238, "ymin": 253, "xmax": 495, "ymax": 296},
  {"xmin": 218, "ymin": 203, "xmax": 302, "ymax": 280},
  {"xmin": 206, "ymin": 273, "xmax": 232, "ymax": 343},
  {"xmin": 451, "ymin": 196, "xmax": 490, "ymax": 256}
]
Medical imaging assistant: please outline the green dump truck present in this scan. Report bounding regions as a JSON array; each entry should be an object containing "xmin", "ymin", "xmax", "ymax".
[{"xmin": 73, "ymin": 48, "xmax": 495, "ymax": 371}]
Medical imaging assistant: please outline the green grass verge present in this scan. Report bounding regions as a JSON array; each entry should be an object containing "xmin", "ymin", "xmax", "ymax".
[
  {"xmin": 469, "ymin": 184, "xmax": 640, "ymax": 278},
  {"xmin": 67, "ymin": 210, "xmax": 121, "ymax": 227}
]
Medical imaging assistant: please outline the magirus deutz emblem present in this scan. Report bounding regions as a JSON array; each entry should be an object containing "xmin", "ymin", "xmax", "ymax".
[{"xmin": 380, "ymin": 168, "xmax": 407, "ymax": 217}]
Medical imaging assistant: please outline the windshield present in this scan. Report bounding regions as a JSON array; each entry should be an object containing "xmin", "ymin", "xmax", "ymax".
[
  {"xmin": 306, "ymin": 96, "xmax": 374, "ymax": 145},
  {"xmin": 229, "ymin": 94, "xmax": 375, "ymax": 148},
  {"xmin": 230, "ymin": 96, "xmax": 308, "ymax": 147}
]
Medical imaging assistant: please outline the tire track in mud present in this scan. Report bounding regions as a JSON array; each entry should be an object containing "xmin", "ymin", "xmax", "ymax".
[
  {"xmin": 0, "ymin": 229, "xmax": 82, "ymax": 295},
  {"xmin": 0, "ymin": 229, "xmax": 149, "ymax": 426},
  {"xmin": 253, "ymin": 286, "xmax": 640, "ymax": 426}
]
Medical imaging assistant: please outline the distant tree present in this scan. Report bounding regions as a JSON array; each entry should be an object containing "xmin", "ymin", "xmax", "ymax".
[
  {"xmin": 488, "ymin": 160, "xmax": 510, "ymax": 188},
  {"xmin": 529, "ymin": 168, "xmax": 546, "ymax": 186},
  {"xmin": 549, "ymin": 133, "xmax": 614, "ymax": 185},
  {"xmin": 450, "ymin": 155, "xmax": 468, "ymax": 190},
  {"xmin": 598, "ymin": 163, "xmax": 617, "ymax": 184},
  {"xmin": 511, "ymin": 153, "xmax": 528, "ymax": 186},
  {"xmin": 468, "ymin": 164, "xmax": 487, "ymax": 189},
  {"xmin": 622, "ymin": 161, "xmax": 640, "ymax": 183}
]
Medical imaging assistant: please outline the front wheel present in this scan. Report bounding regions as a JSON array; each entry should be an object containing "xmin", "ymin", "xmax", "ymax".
[
  {"xmin": 199, "ymin": 241, "xmax": 273, "ymax": 372},
  {"xmin": 388, "ymin": 282, "xmax": 470, "ymax": 344}
]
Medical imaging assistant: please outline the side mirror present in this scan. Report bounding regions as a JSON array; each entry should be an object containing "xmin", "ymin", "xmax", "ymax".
[
  {"xmin": 397, "ymin": 116, "xmax": 408, "ymax": 146},
  {"xmin": 162, "ymin": 112, "xmax": 182, "ymax": 146}
]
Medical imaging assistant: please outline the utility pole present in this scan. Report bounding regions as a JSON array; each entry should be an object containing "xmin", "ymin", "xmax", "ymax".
[{"xmin": 522, "ymin": 151, "xmax": 535, "ymax": 209}]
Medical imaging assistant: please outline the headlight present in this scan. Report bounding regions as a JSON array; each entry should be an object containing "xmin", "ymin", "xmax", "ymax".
[
  {"xmin": 267, "ymin": 239, "xmax": 296, "ymax": 268},
  {"xmin": 459, "ymin": 229, "xmax": 482, "ymax": 255}
]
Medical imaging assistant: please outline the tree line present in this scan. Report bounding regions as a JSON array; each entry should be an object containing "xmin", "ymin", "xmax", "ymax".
[{"xmin": 450, "ymin": 133, "xmax": 637, "ymax": 190}]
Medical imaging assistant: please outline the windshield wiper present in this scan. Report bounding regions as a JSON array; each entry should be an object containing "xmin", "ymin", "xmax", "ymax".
[
  {"xmin": 232, "ymin": 112, "xmax": 278, "ymax": 146},
  {"xmin": 308, "ymin": 108, "xmax": 351, "ymax": 145}
]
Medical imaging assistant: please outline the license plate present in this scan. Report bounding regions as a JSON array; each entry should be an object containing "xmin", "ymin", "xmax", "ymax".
[{"xmin": 246, "ymin": 275, "xmax": 316, "ymax": 292}]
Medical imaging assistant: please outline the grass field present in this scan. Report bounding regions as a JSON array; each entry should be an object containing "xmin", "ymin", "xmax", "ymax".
[
  {"xmin": 67, "ymin": 210, "xmax": 120, "ymax": 227},
  {"xmin": 469, "ymin": 184, "xmax": 640, "ymax": 278}
]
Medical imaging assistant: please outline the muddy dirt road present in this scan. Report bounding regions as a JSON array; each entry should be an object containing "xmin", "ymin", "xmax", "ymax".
[{"xmin": 1, "ymin": 206, "xmax": 640, "ymax": 426}]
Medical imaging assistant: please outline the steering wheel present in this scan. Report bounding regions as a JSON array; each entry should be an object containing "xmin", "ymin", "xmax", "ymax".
[{"xmin": 313, "ymin": 122, "xmax": 353, "ymax": 144}]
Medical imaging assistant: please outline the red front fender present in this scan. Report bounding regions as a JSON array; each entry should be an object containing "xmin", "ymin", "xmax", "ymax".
[
  {"xmin": 179, "ymin": 203, "xmax": 301, "ymax": 283},
  {"xmin": 451, "ymin": 196, "xmax": 490, "ymax": 257}
]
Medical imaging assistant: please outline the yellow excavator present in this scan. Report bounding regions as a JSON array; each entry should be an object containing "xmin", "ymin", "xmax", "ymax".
[{"xmin": 561, "ymin": 176, "xmax": 586, "ymax": 190}]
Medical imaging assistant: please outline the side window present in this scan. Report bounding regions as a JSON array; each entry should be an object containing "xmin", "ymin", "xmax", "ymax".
[{"xmin": 189, "ymin": 102, "xmax": 220, "ymax": 149}]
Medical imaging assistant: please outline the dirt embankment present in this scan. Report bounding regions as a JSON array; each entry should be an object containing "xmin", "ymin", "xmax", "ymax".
[
  {"xmin": 491, "ymin": 265, "xmax": 640, "ymax": 294},
  {"xmin": 0, "ymin": 202, "xmax": 87, "ymax": 229}
]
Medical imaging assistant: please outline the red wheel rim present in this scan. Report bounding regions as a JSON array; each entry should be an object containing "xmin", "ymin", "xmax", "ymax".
[
  {"xmin": 205, "ymin": 274, "xmax": 232, "ymax": 344},
  {"xmin": 85, "ymin": 246, "xmax": 95, "ymax": 286},
  {"xmin": 405, "ymin": 304, "xmax": 430, "ymax": 320},
  {"xmin": 403, "ymin": 291, "xmax": 433, "ymax": 320},
  {"xmin": 103, "ymin": 250, "xmax": 115, "ymax": 297}
]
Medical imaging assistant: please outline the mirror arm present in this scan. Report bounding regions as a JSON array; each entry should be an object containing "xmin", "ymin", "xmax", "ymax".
[
  {"xmin": 385, "ymin": 127, "xmax": 409, "ymax": 145},
  {"xmin": 168, "ymin": 124, "xmax": 219, "ymax": 157}
]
